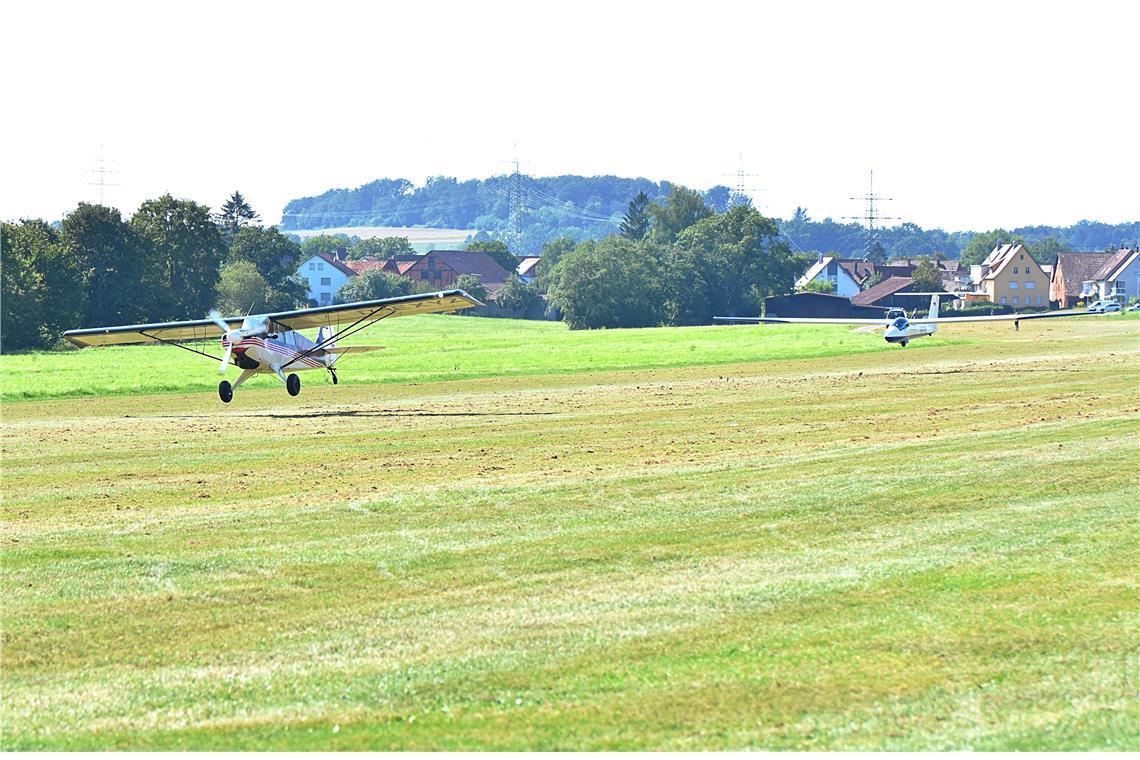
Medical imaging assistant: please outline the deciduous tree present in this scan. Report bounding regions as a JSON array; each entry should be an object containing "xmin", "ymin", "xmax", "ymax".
[
  {"xmin": 132, "ymin": 195, "xmax": 227, "ymax": 319},
  {"xmin": 335, "ymin": 270, "xmax": 412, "ymax": 304}
]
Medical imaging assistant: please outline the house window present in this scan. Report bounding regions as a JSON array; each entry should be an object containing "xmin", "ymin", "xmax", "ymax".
[
  {"xmin": 318, "ymin": 262, "xmax": 324, "ymax": 270},
  {"xmin": 1013, "ymin": 267, "xmax": 1019, "ymax": 274},
  {"xmin": 1001, "ymin": 296, "xmax": 1007, "ymax": 304},
  {"xmin": 1024, "ymin": 281, "xmax": 1034, "ymax": 289},
  {"xmin": 309, "ymin": 262, "xmax": 315, "ymax": 270},
  {"xmin": 1037, "ymin": 296, "xmax": 1043, "ymax": 305},
  {"xmin": 1009, "ymin": 281, "xmax": 1018, "ymax": 288},
  {"xmin": 1026, "ymin": 267, "xmax": 1032, "ymax": 275},
  {"xmin": 1012, "ymin": 296, "xmax": 1019, "ymax": 305},
  {"xmin": 321, "ymin": 292, "xmax": 330, "ymax": 303},
  {"xmin": 321, "ymin": 277, "xmax": 331, "ymax": 286}
]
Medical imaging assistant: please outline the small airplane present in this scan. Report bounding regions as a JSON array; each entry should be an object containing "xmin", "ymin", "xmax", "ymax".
[
  {"xmin": 715, "ymin": 295, "xmax": 1096, "ymax": 346},
  {"xmin": 64, "ymin": 290, "xmax": 482, "ymax": 402}
]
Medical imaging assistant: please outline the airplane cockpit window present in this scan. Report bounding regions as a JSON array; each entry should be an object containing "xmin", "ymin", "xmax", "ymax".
[{"xmin": 892, "ymin": 317, "xmax": 909, "ymax": 330}]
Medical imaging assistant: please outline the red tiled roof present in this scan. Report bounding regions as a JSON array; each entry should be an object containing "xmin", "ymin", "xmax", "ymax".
[
  {"xmin": 345, "ymin": 258, "xmax": 387, "ymax": 274},
  {"xmin": 851, "ymin": 276, "xmax": 914, "ymax": 306}
]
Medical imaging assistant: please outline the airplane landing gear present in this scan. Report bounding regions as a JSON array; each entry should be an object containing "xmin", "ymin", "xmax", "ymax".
[
  {"xmin": 219, "ymin": 380, "xmax": 233, "ymax": 403},
  {"xmin": 900, "ymin": 340, "xmax": 909, "ymax": 347},
  {"xmin": 286, "ymin": 373, "xmax": 301, "ymax": 396},
  {"xmin": 329, "ymin": 369, "xmax": 338, "ymax": 385}
]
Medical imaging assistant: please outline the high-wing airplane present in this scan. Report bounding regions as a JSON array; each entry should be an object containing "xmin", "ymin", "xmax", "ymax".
[
  {"xmin": 715, "ymin": 295, "xmax": 1096, "ymax": 346},
  {"xmin": 64, "ymin": 290, "xmax": 482, "ymax": 402}
]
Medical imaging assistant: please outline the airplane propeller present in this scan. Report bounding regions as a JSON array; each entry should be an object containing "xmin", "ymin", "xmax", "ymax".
[{"xmin": 209, "ymin": 310, "xmax": 240, "ymax": 373}]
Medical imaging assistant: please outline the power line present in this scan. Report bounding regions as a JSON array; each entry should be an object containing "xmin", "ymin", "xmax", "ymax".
[
  {"xmin": 843, "ymin": 170, "xmax": 898, "ymax": 260},
  {"xmin": 723, "ymin": 152, "xmax": 764, "ymax": 209},
  {"xmin": 85, "ymin": 145, "xmax": 118, "ymax": 206}
]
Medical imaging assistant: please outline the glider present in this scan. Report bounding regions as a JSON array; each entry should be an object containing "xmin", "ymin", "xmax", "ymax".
[{"xmin": 716, "ymin": 295, "xmax": 1097, "ymax": 346}]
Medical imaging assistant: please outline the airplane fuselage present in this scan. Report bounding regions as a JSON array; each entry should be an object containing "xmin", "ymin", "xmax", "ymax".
[{"xmin": 224, "ymin": 331, "xmax": 331, "ymax": 374}]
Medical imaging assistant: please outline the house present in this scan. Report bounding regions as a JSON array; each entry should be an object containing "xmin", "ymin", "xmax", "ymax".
[
  {"xmin": 298, "ymin": 251, "xmax": 356, "ymax": 306},
  {"xmin": 398, "ymin": 250, "xmax": 511, "ymax": 293},
  {"xmin": 795, "ymin": 256, "xmax": 874, "ymax": 297},
  {"xmin": 1085, "ymin": 248, "xmax": 1140, "ymax": 303},
  {"xmin": 517, "ymin": 256, "xmax": 541, "ymax": 283},
  {"xmin": 968, "ymin": 243, "xmax": 1050, "ymax": 308},
  {"xmin": 1049, "ymin": 252, "xmax": 1113, "ymax": 308}
]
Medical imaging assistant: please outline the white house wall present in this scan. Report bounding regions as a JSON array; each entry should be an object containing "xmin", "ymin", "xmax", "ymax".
[{"xmin": 299, "ymin": 256, "xmax": 352, "ymax": 305}]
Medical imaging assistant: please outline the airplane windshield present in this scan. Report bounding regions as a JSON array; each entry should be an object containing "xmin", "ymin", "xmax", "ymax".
[{"xmin": 892, "ymin": 317, "xmax": 909, "ymax": 330}]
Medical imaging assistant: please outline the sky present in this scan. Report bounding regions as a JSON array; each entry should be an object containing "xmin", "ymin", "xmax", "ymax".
[{"xmin": 3, "ymin": 0, "xmax": 1137, "ymax": 232}]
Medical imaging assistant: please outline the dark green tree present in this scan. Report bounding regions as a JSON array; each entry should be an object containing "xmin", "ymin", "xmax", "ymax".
[
  {"xmin": 910, "ymin": 258, "xmax": 944, "ymax": 290},
  {"xmin": 453, "ymin": 273, "xmax": 488, "ymax": 303},
  {"xmin": 215, "ymin": 260, "xmax": 271, "ymax": 315},
  {"xmin": 465, "ymin": 239, "xmax": 519, "ymax": 274},
  {"xmin": 1, "ymin": 222, "xmax": 47, "ymax": 349},
  {"xmin": 216, "ymin": 191, "xmax": 260, "ymax": 239},
  {"xmin": 620, "ymin": 191, "xmax": 651, "ymax": 241},
  {"xmin": 959, "ymin": 230, "xmax": 1025, "ymax": 267},
  {"xmin": 351, "ymin": 236, "xmax": 416, "ymax": 260},
  {"xmin": 649, "ymin": 184, "xmax": 713, "ymax": 245},
  {"xmin": 495, "ymin": 275, "xmax": 541, "ymax": 315},
  {"xmin": 547, "ymin": 237, "xmax": 665, "ymax": 329},
  {"xmin": 228, "ymin": 225, "xmax": 307, "ymax": 307},
  {"xmin": 62, "ymin": 203, "xmax": 148, "ymax": 326},
  {"xmin": 666, "ymin": 206, "xmax": 797, "ymax": 324},
  {"xmin": 132, "ymin": 195, "xmax": 227, "ymax": 319},
  {"xmin": 301, "ymin": 233, "xmax": 353, "ymax": 257},
  {"xmin": 535, "ymin": 235, "xmax": 576, "ymax": 293},
  {"xmin": 335, "ymin": 270, "xmax": 413, "ymax": 303}
]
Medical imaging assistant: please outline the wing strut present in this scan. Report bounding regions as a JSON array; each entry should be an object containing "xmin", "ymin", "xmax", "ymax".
[
  {"xmin": 139, "ymin": 330, "xmax": 230, "ymax": 365},
  {"xmin": 274, "ymin": 304, "xmax": 395, "ymax": 367}
]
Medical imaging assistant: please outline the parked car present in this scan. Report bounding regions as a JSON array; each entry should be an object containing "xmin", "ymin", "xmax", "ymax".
[
  {"xmin": 1129, "ymin": 303, "xmax": 1140, "ymax": 312},
  {"xmin": 1087, "ymin": 300, "xmax": 1122, "ymax": 313}
]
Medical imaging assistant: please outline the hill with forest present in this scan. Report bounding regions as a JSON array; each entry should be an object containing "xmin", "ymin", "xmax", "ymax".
[{"xmin": 280, "ymin": 174, "xmax": 1140, "ymax": 260}]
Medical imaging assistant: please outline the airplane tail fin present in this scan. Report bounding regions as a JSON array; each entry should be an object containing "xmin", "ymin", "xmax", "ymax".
[{"xmin": 928, "ymin": 294, "xmax": 940, "ymax": 320}]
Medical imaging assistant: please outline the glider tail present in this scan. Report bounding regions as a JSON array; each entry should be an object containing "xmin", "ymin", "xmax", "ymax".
[{"xmin": 928, "ymin": 294, "xmax": 940, "ymax": 320}]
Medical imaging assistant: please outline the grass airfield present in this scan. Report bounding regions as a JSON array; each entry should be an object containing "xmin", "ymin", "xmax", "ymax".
[{"xmin": 2, "ymin": 315, "xmax": 1138, "ymax": 750}]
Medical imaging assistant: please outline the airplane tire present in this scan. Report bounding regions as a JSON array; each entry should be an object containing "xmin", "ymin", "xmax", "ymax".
[
  {"xmin": 901, "ymin": 340, "xmax": 909, "ymax": 347},
  {"xmin": 218, "ymin": 380, "xmax": 233, "ymax": 404},
  {"xmin": 286, "ymin": 373, "xmax": 301, "ymax": 396}
]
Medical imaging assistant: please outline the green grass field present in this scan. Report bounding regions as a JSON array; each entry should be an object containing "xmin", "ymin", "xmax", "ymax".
[{"xmin": 2, "ymin": 315, "xmax": 1138, "ymax": 749}]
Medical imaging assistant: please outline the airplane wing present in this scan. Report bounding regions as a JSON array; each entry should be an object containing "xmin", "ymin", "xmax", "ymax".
[
  {"xmin": 267, "ymin": 290, "xmax": 482, "ymax": 331},
  {"xmin": 63, "ymin": 316, "xmax": 241, "ymax": 347},
  {"xmin": 909, "ymin": 310, "xmax": 1094, "ymax": 325},
  {"xmin": 714, "ymin": 316, "xmax": 889, "ymax": 325},
  {"xmin": 64, "ymin": 290, "xmax": 483, "ymax": 348}
]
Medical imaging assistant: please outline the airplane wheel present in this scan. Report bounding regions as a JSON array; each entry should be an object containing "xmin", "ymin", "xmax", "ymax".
[
  {"xmin": 901, "ymin": 340, "xmax": 909, "ymax": 347},
  {"xmin": 286, "ymin": 373, "xmax": 301, "ymax": 396},
  {"xmin": 218, "ymin": 380, "xmax": 233, "ymax": 404}
]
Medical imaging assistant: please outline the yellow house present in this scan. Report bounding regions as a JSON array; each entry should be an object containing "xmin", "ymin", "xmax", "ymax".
[{"xmin": 976, "ymin": 243, "xmax": 1051, "ymax": 308}]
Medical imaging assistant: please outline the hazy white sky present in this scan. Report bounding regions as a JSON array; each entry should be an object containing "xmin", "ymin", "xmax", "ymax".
[{"xmin": 3, "ymin": 0, "xmax": 1137, "ymax": 231}]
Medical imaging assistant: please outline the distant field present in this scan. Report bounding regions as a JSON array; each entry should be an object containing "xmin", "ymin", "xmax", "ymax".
[
  {"xmin": 0, "ymin": 317, "xmax": 962, "ymax": 402},
  {"xmin": 289, "ymin": 226, "xmax": 472, "ymax": 252},
  {"xmin": 2, "ymin": 316, "xmax": 1138, "ymax": 749}
]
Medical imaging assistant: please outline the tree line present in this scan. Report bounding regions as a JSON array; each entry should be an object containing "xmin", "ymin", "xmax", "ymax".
[
  {"xmin": 2, "ymin": 192, "xmax": 307, "ymax": 351},
  {"xmin": 280, "ymin": 173, "xmax": 1140, "ymax": 260}
]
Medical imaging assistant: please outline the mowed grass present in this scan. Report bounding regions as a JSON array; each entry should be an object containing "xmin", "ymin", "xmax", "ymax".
[
  {"xmin": 0, "ymin": 315, "xmax": 967, "ymax": 402},
  {"xmin": 1, "ymin": 315, "xmax": 1138, "ymax": 749}
]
